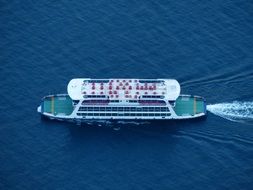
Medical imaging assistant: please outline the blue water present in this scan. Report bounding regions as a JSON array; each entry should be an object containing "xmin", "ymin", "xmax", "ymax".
[{"xmin": 1, "ymin": 0, "xmax": 253, "ymax": 189}]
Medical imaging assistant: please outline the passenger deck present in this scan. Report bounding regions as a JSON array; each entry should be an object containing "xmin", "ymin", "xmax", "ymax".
[{"xmin": 42, "ymin": 95, "xmax": 74, "ymax": 116}]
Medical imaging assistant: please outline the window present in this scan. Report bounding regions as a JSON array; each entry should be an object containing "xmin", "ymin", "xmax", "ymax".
[
  {"xmin": 148, "ymin": 107, "xmax": 154, "ymax": 112},
  {"xmin": 118, "ymin": 107, "xmax": 123, "ymax": 111},
  {"xmin": 124, "ymin": 107, "xmax": 130, "ymax": 111},
  {"xmin": 94, "ymin": 107, "xmax": 99, "ymax": 111},
  {"xmin": 139, "ymin": 80, "xmax": 162, "ymax": 83},
  {"xmin": 105, "ymin": 107, "xmax": 112, "ymax": 111},
  {"xmin": 78, "ymin": 107, "xmax": 87, "ymax": 111},
  {"xmin": 155, "ymin": 107, "xmax": 160, "ymax": 112},
  {"xmin": 100, "ymin": 107, "xmax": 105, "ymax": 111},
  {"xmin": 110, "ymin": 100, "xmax": 119, "ymax": 103},
  {"xmin": 87, "ymin": 107, "xmax": 93, "ymax": 111},
  {"xmin": 87, "ymin": 80, "xmax": 109, "ymax": 83},
  {"xmin": 83, "ymin": 95, "xmax": 107, "ymax": 99},
  {"xmin": 130, "ymin": 107, "xmax": 136, "ymax": 112}
]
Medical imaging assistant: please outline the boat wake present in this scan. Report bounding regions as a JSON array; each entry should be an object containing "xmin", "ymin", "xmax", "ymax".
[{"xmin": 207, "ymin": 101, "xmax": 253, "ymax": 123}]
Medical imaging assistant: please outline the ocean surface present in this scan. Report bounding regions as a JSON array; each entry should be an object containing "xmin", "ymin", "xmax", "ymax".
[{"xmin": 1, "ymin": 0, "xmax": 253, "ymax": 189}]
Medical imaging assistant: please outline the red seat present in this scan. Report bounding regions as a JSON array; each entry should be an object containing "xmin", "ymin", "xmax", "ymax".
[
  {"xmin": 114, "ymin": 91, "xmax": 117, "ymax": 94},
  {"xmin": 129, "ymin": 86, "xmax": 132, "ymax": 90}
]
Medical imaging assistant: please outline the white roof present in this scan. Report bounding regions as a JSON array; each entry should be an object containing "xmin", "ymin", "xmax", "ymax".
[{"xmin": 67, "ymin": 78, "xmax": 180, "ymax": 101}]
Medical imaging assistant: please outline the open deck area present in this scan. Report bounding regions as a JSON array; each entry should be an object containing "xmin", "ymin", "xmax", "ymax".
[
  {"xmin": 174, "ymin": 96, "xmax": 206, "ymax": 116},
  {"xmin": 42, "ymin": 95, "xmax": 74, "ymax": 116}
]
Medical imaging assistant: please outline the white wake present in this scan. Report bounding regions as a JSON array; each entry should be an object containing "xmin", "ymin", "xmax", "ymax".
[{"xmin": 207, "ymin": 101, "xmax": 253, "ymax": 123}]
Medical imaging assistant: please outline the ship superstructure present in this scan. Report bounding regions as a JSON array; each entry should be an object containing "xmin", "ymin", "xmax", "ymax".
[{"xmin": 37, "ymin": 79, "xmax": 206, "ymax": 122}]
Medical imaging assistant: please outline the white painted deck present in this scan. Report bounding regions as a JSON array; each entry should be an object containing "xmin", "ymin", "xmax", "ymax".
[{"xmin": 67, "ymin": 78, "xmax": 180, "ymax": 101}]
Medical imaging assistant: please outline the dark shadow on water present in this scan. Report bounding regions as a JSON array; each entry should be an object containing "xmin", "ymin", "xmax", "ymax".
[{"xmin": 41, "ymin": 116, "xmax": 207, "ymax": 142}]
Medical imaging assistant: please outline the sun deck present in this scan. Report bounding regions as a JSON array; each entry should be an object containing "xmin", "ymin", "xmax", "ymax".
[
  {"xmin": 67, "ymin": 78, "xmax": 180, "ymax": 101},
  {"xmin": 42, "ymin": 95, "xmax": 74, "ymax": 116}
]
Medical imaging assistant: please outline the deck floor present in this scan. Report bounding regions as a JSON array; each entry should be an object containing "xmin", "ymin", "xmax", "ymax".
[
  {"xmin": 174, "ymin": 96, "xmax": 205, "ymax": 116},
  {"xmin": 43, "ymin": 96, "xmax": 73, "ymax": 116}
]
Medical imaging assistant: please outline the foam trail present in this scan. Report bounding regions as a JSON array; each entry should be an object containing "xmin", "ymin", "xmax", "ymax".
[{"xmin": 207, "ymin": 101, "xmax": 253, "ymax": 123}]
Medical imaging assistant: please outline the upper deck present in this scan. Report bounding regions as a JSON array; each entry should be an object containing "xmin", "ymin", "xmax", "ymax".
[{"xmin": 67, "ymin": 78, "xmax": 180, "ymax": 101}]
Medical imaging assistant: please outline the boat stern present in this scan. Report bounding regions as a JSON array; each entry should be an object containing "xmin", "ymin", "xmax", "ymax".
[
  {"xmin": 38, "ymin": 94, "xmax": 74, "ymax": 118},
  {"xmin": 173, "ymin": 95, "xmax": 207, "ymax": 119},
  {"xmin": 37, "ymin": 105, "xmax": 42, "ymax": 113}
]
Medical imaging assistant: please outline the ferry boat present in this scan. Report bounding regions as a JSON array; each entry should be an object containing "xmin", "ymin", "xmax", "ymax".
[{"xmin": 37, "ymin": 78, "xmax": 207, "ymax": 123}]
